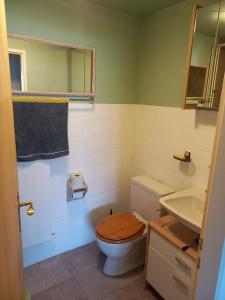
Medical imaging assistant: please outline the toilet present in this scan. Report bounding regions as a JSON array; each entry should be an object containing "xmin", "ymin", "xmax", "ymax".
[{"xmin": 96, "ymin": 175, "xmax": 174, "ymax": 276}]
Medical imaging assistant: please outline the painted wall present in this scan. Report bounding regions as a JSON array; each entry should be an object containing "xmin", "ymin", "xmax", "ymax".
[
  {"xmin": 137, "ymin": 0, "xmax": 216, "ymax": 107},
  {"xmin": 5, "ymin": 0, "xmax": 140, "ymax": 104},
  {"xmin": 191, "ymin": 32, "xmax": 215, "ymax": 66},
  {"xmin": 6, "ymin": 0, "xmax": 217, "ymax": 107}
]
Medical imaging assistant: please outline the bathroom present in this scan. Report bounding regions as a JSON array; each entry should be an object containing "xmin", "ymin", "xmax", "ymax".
[{"xmin": 1, "ymin": 0, "xmax": 225, "ymax": 299}]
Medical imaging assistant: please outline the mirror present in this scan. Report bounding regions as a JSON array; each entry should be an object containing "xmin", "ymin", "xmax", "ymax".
[
  {"xmin": 185, "ymin": 2, "xmax": 221, "ymax": 109},
  {"xmin": 8, "ymin": 35, "xmax": 95, "ymax": 98}
]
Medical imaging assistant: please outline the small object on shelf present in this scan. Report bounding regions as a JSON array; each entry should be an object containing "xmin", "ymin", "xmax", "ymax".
[{"xmin": 173, "ymin": 151, "xmax": 191, "ymax": 162}]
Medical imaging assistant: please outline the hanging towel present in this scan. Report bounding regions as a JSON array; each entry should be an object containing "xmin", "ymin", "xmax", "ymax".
[{"xmin": 13, "ymin": 96, "xmax": 69, "ymax": 162}]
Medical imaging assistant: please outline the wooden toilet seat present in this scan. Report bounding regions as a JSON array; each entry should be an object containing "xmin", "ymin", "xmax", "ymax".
[{"xmin": 96, "ymin": 213, "xmax": 145, "ymax": 244}]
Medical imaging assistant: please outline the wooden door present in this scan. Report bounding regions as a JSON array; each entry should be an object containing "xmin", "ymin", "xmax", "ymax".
[
  {"xmin": 194, "ymin": 76, "xmax": 225, "ymax": 300},
  {"xmin": 0, "ymin": 1, "xmax": 24, "ymax": 300}
]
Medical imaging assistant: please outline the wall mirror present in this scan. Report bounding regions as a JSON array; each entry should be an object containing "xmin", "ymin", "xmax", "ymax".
[
  {"xmin": 8, "ymin": 35, "xmax": 96, "ymax": 99},
  {"xmin": 184, "ymin": 1, "xmax": 224, "ymax": 110}
]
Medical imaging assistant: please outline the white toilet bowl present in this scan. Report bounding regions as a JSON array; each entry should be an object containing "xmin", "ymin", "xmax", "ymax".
[
  {"xmin": 96, "ymin": 212, "xmax": 147, "ymax": 276},
  {"xmin": 96, "ymin": 175, "xmax": 174, "ymax": 277}
]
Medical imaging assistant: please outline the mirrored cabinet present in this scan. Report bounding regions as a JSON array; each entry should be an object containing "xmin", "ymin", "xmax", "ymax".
[
  {"xmin": 8, "ymin": 35, "xmax": 96, "ymax": 99},
  {"xmin": 184, "ymin": 0, "xmax": 225, "ymax": 110}
]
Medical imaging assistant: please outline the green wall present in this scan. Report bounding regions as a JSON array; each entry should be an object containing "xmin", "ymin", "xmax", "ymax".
[
  {"xmin": 5, "ymin": 0, "xmax": 140, "ymax": 104},
  {"xmin": 191, "ymin": 32, "xmax": 214, "ymax": 66},
  {"xmin": 5, "ymin": 0, "xmax": 216, "ymax": 107},
  {"xmin": 137, "ymin": 0, "xmax": 216, "ymax": 107}
]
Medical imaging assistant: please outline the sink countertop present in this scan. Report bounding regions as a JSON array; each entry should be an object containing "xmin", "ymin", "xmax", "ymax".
[{"xmin": 149, "ymin": 215, "xmax": 199, "ymax": 260}]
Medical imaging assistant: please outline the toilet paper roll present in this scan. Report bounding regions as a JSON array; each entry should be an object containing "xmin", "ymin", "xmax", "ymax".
[
  {"xmin": 72, "ymin": 191, "xmax": 85, "ymax": 200},
  {"xmin": 69, "ymin": 173, "xmax": 84, "ymax": 188}
]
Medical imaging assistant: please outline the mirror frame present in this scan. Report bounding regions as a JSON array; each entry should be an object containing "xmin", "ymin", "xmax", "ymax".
[
  {"xmin": 8, "ymin": 34, "xmax": 96, "ymax": 99},
  {"xmin": 182, "ymin": 4, "xmax": 201, "ymax": 109}
]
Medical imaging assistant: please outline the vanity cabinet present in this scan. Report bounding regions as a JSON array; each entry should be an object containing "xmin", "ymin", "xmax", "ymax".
[{"xmin": 146, "ymin": 215, "xmax": 198, "ymax": 300}]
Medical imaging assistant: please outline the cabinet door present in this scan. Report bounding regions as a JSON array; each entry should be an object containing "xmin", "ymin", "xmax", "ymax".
[
  {"xmin": 147, "ymin": 247, "xmax": 192, "ymax": 300},
  {"xmin": 150, "ymin": 230, "xmax": 196, "ymax": 280}
]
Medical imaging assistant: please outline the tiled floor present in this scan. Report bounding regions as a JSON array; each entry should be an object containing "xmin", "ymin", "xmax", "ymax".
[{"xmin": 24, "ymin": 242, "xmax": 158, "ymax": 300}]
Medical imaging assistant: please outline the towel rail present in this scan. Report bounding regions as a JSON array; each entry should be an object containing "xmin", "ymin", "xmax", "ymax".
[{"xmin": 12, "ymin": 92, "xmax": 94, "ymax": 104}]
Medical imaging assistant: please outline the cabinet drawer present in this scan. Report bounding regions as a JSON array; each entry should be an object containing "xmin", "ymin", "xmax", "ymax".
[
  {"xmin": 147, "ymin": 247, "xmax": 193, "ymax": 300},
  {"xmin": 150, "ymin": 230, "xmax": 196, "ymax": 279}
]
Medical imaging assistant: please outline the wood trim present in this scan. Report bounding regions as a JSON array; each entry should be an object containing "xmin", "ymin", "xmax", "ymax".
[
  {"xmin": 12, "ymin": 90, "xmax": 95, "ymax": 98},
  {"xmin": 0, "ymin": 1, "xmax": 24, "ymax": 299},
  {"xmin": 91, "ymin": 48, "xmax": 96, "ymax": 95},
  {"xmin": 149, "ymin": 215, "xmax": 198, "ymax": 261},
  {"xmin": 182, "ymin": 4, "xmax": 199, "ymax": 109},
  {"xmin": 12, "ymin": 96, "xmax": 69, "ymax": 103},
  {"xmin": 8, "ymin": 33, "xmax": 94, "ymax": 51},
  {"xmin": 190, "ymin": 64, "xmax": 208, "ymax": 69}
]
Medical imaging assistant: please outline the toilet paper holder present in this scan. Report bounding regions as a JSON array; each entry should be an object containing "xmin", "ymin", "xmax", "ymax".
[{"xmin": 67, "ymin": 178, "xmax": 88, "ymax": 201}]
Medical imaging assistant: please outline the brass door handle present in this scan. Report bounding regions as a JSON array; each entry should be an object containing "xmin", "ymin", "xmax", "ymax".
[{"xmin": 18, "ymin": 201, "xmax": 35, "ymax": 216}]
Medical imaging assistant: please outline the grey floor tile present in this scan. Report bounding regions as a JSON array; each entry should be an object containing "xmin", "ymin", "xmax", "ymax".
[
  {"xmin": 24, "ymin": 265, "xmax": 47, "ymax": 296},
  {"xmin": 24, "ymin": 254, "xmax": 75, "ymax": 295},
  {"xmin": 24, "ymin": 242, "xmax": 158, "ymax": 300},
  {"xmin": 61, "ymin": 241, "xmax": 105, "ymax": 275},
  {"xmin": 32, "ymin": 278, "xmax": 87, "ymax": 300},
  {"xmin": 76, "ymin": 263, "xmax": 145, "ymax": 300},
  {"xmin": 103, "ymin": 278, "xmax": 158, "ymax": 300}
]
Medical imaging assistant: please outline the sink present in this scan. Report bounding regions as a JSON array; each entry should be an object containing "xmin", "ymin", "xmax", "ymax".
[{"xmin": 159, "ymin": 189, "xmax": 205, "ymax": 233}]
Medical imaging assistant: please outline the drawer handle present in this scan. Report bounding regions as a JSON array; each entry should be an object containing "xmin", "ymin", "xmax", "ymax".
[
  {"xmin": 173, "ymin": 275, "xmax": 189, "ymax": 290},
  {"xmin": 175, "ymin": 257, "xmax": 192, "ymax": 271}
]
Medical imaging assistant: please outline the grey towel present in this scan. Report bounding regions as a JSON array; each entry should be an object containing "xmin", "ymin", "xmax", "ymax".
[{"xmin": 13, "ymin": 100, "xmax": 69, "ymax": 162}]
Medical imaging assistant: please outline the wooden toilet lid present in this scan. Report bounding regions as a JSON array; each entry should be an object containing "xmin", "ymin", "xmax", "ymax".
[{"xmin": 96, "ymin": 213, "xmax": 145, "ymax": 243}]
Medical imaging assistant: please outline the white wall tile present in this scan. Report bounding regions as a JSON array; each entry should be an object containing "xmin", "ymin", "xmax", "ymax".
[
  {"xmin": 133, "ymin": 106, "xmax": 217, "ymax": 192},
  {"xmin": 19, "ymin": 104, "xmax": 217, "ymax": 266},
  {"xmin": 18, "ymin": 161, "xmax": 52, "ymax": 248},
  {"xmin": 19, "ymin": 104, "xmax": 135, "ymax": 266}
]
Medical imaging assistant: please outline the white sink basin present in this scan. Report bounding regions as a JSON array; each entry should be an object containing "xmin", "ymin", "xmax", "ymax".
[{"xmin": 159, "ymin": 189, "xmax": 205, "ymax": 233}]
